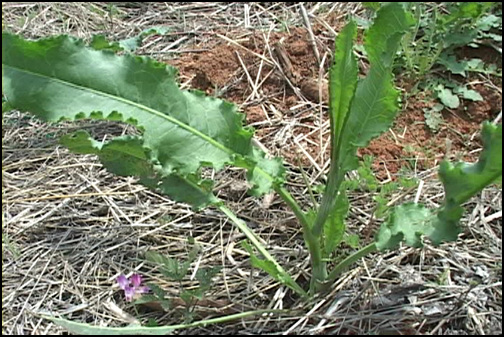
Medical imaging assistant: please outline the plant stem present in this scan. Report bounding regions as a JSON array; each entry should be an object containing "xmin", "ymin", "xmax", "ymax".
[
  {"xmin": 217, "ymin": 203, "xmax": 307, "ymax": 297},
  {"xmin": 275, "ymin": 186, "xmax": 326, "ymax": 294},
  {"xmin": 274, "ymin": 186, "xmax": 309, "ymax": 228},
  {"xmin": 310, "ymin": 170, "xmax": 347, "ymax": 293},
  {"xmin": 44, "ymin": 309, "xmax": 288, "ymax": 334},
  {"xmin": 249, "ymin": 147, "xmax": 326, "ymax": 295},
  {"xmin": 326, "ymin": 242, "xmax": 377, "ymax": 282}
]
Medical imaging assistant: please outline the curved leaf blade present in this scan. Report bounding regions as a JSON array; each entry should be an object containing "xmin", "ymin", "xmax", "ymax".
[
  {"xmin": 343, "ymin": 3, "xmax": 415, "ymax": 153},
  {"xmin": 2, "ymin": 33, "xmax": 251, "ymax": 176},
  {"xmin": 329, "ymin": 20, "xmax": 358, "ymax": 147},
  {"xmin": 2, "ymin": 33, "xmax": 284, "ymax": 205},
  {"xmin": 365, "ymin": 3, "xmax": 416, "ymax": 68},
  {"xmin": 439, "ymin": 122, "xmax": 502, "ymax": 206},
  {"xmin": 310, "ymin": 18, "xmax": 358, "ymax": 237}
]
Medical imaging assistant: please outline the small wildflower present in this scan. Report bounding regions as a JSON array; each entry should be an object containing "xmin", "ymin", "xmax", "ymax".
[{"xmin": 117, "ymin": 273, "xmax": 150, "ymax": 301}]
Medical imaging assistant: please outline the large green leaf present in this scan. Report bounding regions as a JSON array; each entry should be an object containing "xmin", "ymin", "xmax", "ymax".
[
  {"xmin": 2, "ymin": 34, "xmax": 246, "ymax": 174},
  {"xmin": 342, "ymin": 3, "xmax": 415, "ymax": 152},
  {"xmin": 430, "ymin": 122, "xmax": 502, "ymax": 244},
  {"xmin": 2, "ymin": 32, "xmax": 304, "ymax": 297},
  {"xmin": 2, "ymin": 33, "xmax": 282, "ymax": 205}
]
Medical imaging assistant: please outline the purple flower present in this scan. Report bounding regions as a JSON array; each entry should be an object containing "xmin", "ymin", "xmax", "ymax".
[{"xmin": 116, "ymin": 273, "xmax": 150, "ymax": 301}]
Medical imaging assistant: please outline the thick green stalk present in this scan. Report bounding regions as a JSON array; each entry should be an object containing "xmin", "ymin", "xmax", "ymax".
[
  {"xmin": 304, "ymin": 171, "xmax": 343, "ymax": 292},
  {"xmin": 274, "ymin": 187, "xmax": 310, "ymax": 232},
  {"xmin": 275, "ymin": 186, "xmax": 326, "ymax": 293}
]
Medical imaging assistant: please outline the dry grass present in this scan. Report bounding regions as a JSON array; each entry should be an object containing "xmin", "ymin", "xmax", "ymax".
[{"xmin": 2, "ymin": 2, "xmax": 502, "ymax": 335}]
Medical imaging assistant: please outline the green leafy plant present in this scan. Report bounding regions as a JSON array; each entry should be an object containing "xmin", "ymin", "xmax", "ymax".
[
  {"xmin": 2, "ymin": 3, "xmax": 502, "ymax": 334},
  {"xmin": 141, "ymin": 238, "xmax": 221, "ymax": 322},
  {"xmin": 437, "ymin": 54, "xmax": 502, "ymax": 78},
  {"xmin": 433, "ymin": 80, "xmax": 484, "ymax": 110},
  {"xmin": 365, "ymin": 3, "xmax": 500, "ymax": 130},
  {"xmin": 365, "ymin": 3, "xmax": 501, "ymax": 92},
  {"xmin": 419, "ymin": 77, "xmax": 486, "ymax": 127},
  {"xmin": 398, "ymin": 2, "xmax": 499, "ymax": 83}
]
